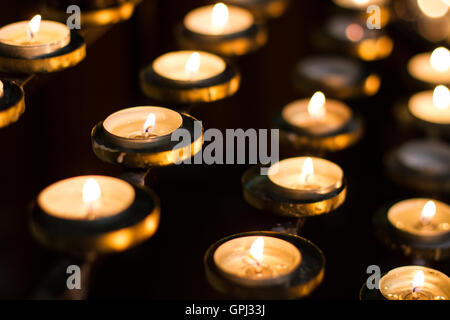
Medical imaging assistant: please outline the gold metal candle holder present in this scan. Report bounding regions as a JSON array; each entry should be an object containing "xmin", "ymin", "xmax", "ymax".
[
  {"xmin": 223, "ymin": 0, "xmax": 291, "ymax": 19},
  {"xmin": 373, "ymin": 203, "xmax": 450, "ymax": 261},
  {"xmin": 0, "ymin": 31, "xmax": 86, "ymax": 73},
  {"xmin": 241, "ymin": 165, "xmax": 347, "ymax": 218},
  {"xmin": 0, "ymin": 79, "xmax": 25, "ymax": 128},
  {"xmin": 30, "ymin": 183, "xmax": 160, "ymax": 255},
  {"xmin": 91, "ymin": 113, "xmax": 203, "ymax": 169},
  {"xmin": 139, "ymin": 60, "xmax": 240, "ymax": 104},
  {"xmin": 384, "ymin": 140, "xmax": 450, "ymax": 195},
  {"xmin": 293, "ymin": 55, "xmax": 381, "ymax": 100},
  {"xmin": 204, "ymin": 231, "xmax": 325, "ymax": 299}
]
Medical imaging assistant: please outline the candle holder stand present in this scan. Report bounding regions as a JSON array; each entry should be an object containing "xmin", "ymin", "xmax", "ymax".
[
  {"xmin": 0, "ymin": 79, "xmax": 25, "ymax": 128},
  {"xmin": 175, "ymin": 21, "xmax": 268, "ymax": 58},
  {"xmin": 204, "ymin": 231, "xmax": 325, "ymax": 299},
  {"xmin": 373, "ymin": 203, "xmax": 450, "ymax": 262},
  {"xmin": 384, "ymin": 140, "xmax": 450, "ymax": 195},
  {"xmin": 139, "ymin": 61, "xmax": 240, "ymax": 105},
  {"xmin": 0, "ymin": 31, "xmax": 86, "ymax": 74},
  {"xmin": 223, "ymin": 0, "xmax": 291, "ymax": 20},
  {"xmin": 91, "ymin": 113, "xmax": 203, "ymax": 169}
]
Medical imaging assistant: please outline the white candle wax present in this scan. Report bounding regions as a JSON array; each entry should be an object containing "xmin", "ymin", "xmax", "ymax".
[
  {"xmin": 214, "ymin": 236, "xmax": 301, "ymax": 285},
  {"xmin": 388, "ymin": 198, "xmax": 450, "ymax": 239},
  {"xmin": 38, "ymin": 176, "xmax": 135, "ymax": 220},
  {"xmin": 184, "ymin": 3, "xmax": 254, "ymax": 36},
  {"xmin": 0, "ymin": 17, "xmax": 70, "ymax": 59},
  {"xmin": 153, "ymin": 51, "xmax": 226, "ymax": 82},
  {"xmin": 408, "ymin": 48, "xmax": 450, "ymax": 85},
  {"xmin": 408, "ymin": 86, "xmax": 450, "ymax": 124}
]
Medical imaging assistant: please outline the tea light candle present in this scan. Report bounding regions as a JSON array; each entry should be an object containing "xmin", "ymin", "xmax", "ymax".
[
  {"xmin": 408, "ymin": 47, "xmax": 450, "ymax": 85},
  {"xmin": 214, "ymin": 236, "xmax": 301, "ymax": 286},
  {"xmin": 103, "ymin": 106, "xmax": 183, "ymax": 149},
  {"xmin": 408, "ymin": 85, "xmax": 450, "ymax": 124},
  {"xmin": 152, "ymin": 50, "xmax": 226, "ymax": 82},
  {"xmin": 268, "ymin": 157, "xmax": 344, "ymax": 200},
  {"xmin": 388, "ymin": 199, "xmax": 450, "ymax": 241},
  {"xmin": 0, "ymin": 15, "xmax": 70, "ymax": 59},
  {"xmin": 332, "ymin": 0, "xmax": 389, "ymax": 10},
  {"xmin": 37, "ymin": 176, "xmax": 135, "ymax": 220},
  {"xmin": 281, "ymin": 91, "xmax": 353, "ymax": 135},
  {"xmin": 379, "ymin": 266, "xmax": 450, "ymax": 300},
  {"xmin": 184, "ymin": 2, "xmax": 254, "ymax": 36}
]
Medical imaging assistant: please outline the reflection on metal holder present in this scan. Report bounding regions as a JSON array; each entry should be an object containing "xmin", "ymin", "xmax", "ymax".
[
  {"xmin": 0, "ymin": 80, "xmax": 25, "ymax": 128},
  {"xmin": 223, "ymin": 0, "xmax": 291, "ymax": 19},
  {"xmin": 204, "ymin": 231, "xmax": 325, "ymax": 299},
  {"xmin": 30, "ymin": 184, "xmax": 160, "ymax": 255},
  {"xmin": 242, "ymin": 165, "xmax": 347, "ymax": 218}
]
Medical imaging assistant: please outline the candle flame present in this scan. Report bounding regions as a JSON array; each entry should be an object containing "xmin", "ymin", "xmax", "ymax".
[
  {"xmin": 143, "ymin": 113, "xmax": 156, "ymax": 133},
  {"xmin": 185, "ymin": 52, "xmax": 201, "ymax": 76},
  {"xmin": 249, "ymin": 237, "xmax": 264, "ymax": 265},
  {"xmin": 308, "ymin": 91, "xmax": 326, "ymax": 119},
  {"xmin": 430, "ymin": 47, "xmax": 450, "ymax": 72},
  {"xmin": 345, "ymin": 23, "xmax": 364, "ymax": 42},
  {"xmin": 82, "ymin": 178, "xmax": 101, "ymax": 204},
  {"xmin": 432, "ymin": 85, "xmax": 450, "ymax": 110},
  {"xmin": 420, "ymin": 201, "xmax": 436, "ymax": 225},
  {"xmin": 27, "ymin": 15, "xmax": 41, "ymax": 40},
  {"xmin": 417, "ymin": 0, "xmax": 449, "ymax": 18},
  {"xmin": 411, "ymin": 270, "xmax": 425, "ymax": 293},
  {"xmin": 0, "ymin": 80, "xmax": 3, "ymax": 98},
  {"xmin": 300, "ymin": 157, "xmax": 314, "ymax": 184},
  {"xmin": 354, "ymin": 0, "xmax": 369, "ymax": 4},
  {"xmin": 212, "ymin": 2, "xmax": 229, "ymax": 29}
]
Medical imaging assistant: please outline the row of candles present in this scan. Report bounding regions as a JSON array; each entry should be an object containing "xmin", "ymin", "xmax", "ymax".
[{"xmin": 0, "ymin": 0, "xmax": 449, "ymax": 300}]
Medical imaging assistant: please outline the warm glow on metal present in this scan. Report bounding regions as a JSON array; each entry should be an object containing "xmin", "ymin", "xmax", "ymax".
[
  {"xmin": 417, "ymin": 0, "xmax": 449, "ymax": 18},
  {"xmin": 211, "ymin": 3, "xmax": 229, "ymax": 29},
  {"xmin": 82, "ymin": 178, "xmax": 101, "ymax": 204},
  {"xmin": 143, "ymin": 113, "xmax": 156, "ymax": 133},
  {"xmin": 28, "ymin": 15, "xmax": 41, "ymax": 40},
  {"xmin": 420, "ymin": 201, "xmax": 436, "ymax": 225},
  {"xmin": 249, "ymin": 237, "xmax": 264, "ymax": 265},
  {"xmin": 433, "ymin": 85, "xmax": 450, "ymax": 110},
  {"xmin": 300, "ymin": 157, "xmax": 314, "ymax": 184},
  {"xmin": 430, "ymin": 47, "xmax": 450, "ymax": 72},
  {"xmin": 308, "ymin": 91, "xmax": 326, "ymax": 118},
  {"xmin": 185, "ymin": 52, "xmax": 201, "ymax": 76},
  {"xmin": 411, "ymin": 270, "xmax": 425, "ymax": 293}
]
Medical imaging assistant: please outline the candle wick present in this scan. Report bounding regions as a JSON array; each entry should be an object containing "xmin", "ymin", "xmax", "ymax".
[{"xmin": 86, "ymin": 203, "xmax": 95, "ymax": 220}]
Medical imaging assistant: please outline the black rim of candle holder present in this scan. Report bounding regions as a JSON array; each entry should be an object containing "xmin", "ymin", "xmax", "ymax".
[
  {"xmin": 359, "ymin": 276, "xmax": 387, "ymax": 301},
  {"xmin": 175, "ymin": 21, "xmax": 268, "ymax": 57},
  {"xmin": 384, "ymin": 141, "xmax": 450, "ymax": 195},
  {"xmin": 91, "ymin": 113, "xmax": 203, "ymax": 169},
  {"xmin": 223, "ymin": 0, "xmax": 291, "ymax": 19},
  {"xmin": 0, "ymin": 31, "xmax": 86, "ymax": 74},
  {"xmin": 41, "ymin": 0, "xmax": 141, "ymax": 26},
  {"xmin": 292, "ymin": 55, "xmax": 381, "ymax": 100},
  {"xmin": 30, "ymin": 183, "xmax": 160, "ymax": 255},
  {"xmin": 373, "ymin": 203, "xmax": 450, "ymax": 261},
  {"xmin": 241, "ymin": 165, "xmax": 347, "ymax": 218},
  {"xmin": 204, "ymin": 231, "xmax": 325, "ymax": 299},
  {"xmin": 139, "ymin": 62, "xmax": 241, "ymax": 104},
  {"xmin": 274, "ymin": 112, "xmax": 364, "ymax": 153},
  {"xmin": 0, "ymin": 80, "xmax": 25, "ymax": 128}
]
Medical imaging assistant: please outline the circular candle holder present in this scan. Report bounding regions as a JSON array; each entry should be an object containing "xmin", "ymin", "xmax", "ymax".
[
  {"xmin": 91, "ymin": 112, "xmax": 203, "ymax": 169},
  {"xmin": 274, "ymin": 111, "xmax": 364, "ymax": 153},
  {"xmin": 222, "ymin": 0, "xmax": 291, "ymax": 19},
  {"xmin": 293, "ymin": 55, "xmax": 381, "ymax": 100},
  {"xmin": 30, "ymin": 182, "xmax": 160, "ymax": 255},
  {"xmin": 0, "ymin": 31, "xmax": 86, "ymax": 73},
  {"xmin": 331, "ymin": 0, "xmax": 392, "ymax": 28},
  {"xmin": 0, "ymin": 80, "xmax": 25, "ymax": 128},
  {"xmin": 241, "ymin": 165, "xmax": 347, "ymax": 218},
  {"xmin": 373, "ymin": 202, "xmax": 450, "ymax": 261},
  {"xmin": 204, "ymin": 231, "xmax": 325, "ymax": 299},
  {"xmin": 42, "ymin": 0, "xmax": 140, "ymax": 26},
  {"xmin": 175, "ymin": 19, "xmax": 267, "ymax": 57},
  {"xmin": 385, "ymin": 140, "xmax": 450, "ymax": 195},
  {"xmin": 139, "ymin": 57, "xmax": 240, "ymax": 104}
]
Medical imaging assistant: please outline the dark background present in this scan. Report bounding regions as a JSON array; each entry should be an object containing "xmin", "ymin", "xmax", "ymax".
[{"xmin": 0, "ymin": 0, "xmax": 448, "ymax": 299}]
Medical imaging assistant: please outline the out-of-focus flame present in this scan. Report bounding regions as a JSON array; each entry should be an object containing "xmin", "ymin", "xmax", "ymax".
[
  {"xmin": 28, "ymin": 14, "xmax": 41, "ymax": 40},
  {"xmin": 411, "ymin": 270, "xmax": 425, "ymax": 293},
  {"xmin": 417, "ymin": 0, "xmax": 449, "ymax": 18},
  {"xmin": 143, "ymin": 113, "xmax": 156, "ymax": 133},
  {"xmin": 212, "ymin": 3, "xmax": 229, "ymax": 29},
  {"xmin": 308, "ymin": 91, "xmax": 326, "ymax": 119},
  {"xmin": 345, "ymin": 23, "xmax": 364, "ymax": 42},
  {"xmin": 82, "ymin": 178, "xmax": 101, "ymax": 204},
  {"xmin": 430, "ymin": 47, "xmax": 450, "ymax": 72},
  {"xmin": 185, "ymin": 52, "xmax": 201, "ymax": 76},
  {"xmin": 420, "ymin": 201, "xmax": 436, "ymax": 225},
  {"xmin": 300, "ymin": 157, "xmax": 314, "ymax": 184},
  {"xmin": 0, "ymin": 80, "xmax": 3, "ymax": 98},
  {"xmin": 433, "ymin": 85, "xmax": 450, "ymax": 110},
  {"xmin": 249, "ymin": 237, "xmax": 264, "ymax": 265}
]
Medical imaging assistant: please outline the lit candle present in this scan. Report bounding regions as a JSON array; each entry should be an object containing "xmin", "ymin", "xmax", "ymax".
[
  {"xmin": 0, "ymin": 80, "xmax": 3, "ymax": 99},
  {"xmin": 152, "ymin": 50, "xmax": 226, "ymax": 82},
  {"xmin": 267, "ymin": 157, "xmax": 344, "ymax": 200},
  {"xmin": 184, "ymin": 2, "xmax": 254, "ymax": 36},
  {"xmin": 379, "ymin": 266, "xmax": 450, "ymax": 300},
  {"xmin": 281, "ymin": 91, "xmax": 353, "ymax": 135},
  {"xmin": 408, "ymin": 47, "xmax": 450, "ymax": 85},
  {"xmin": 417, "ymin": 0, "xmax": 449, "ymax": 19},
  {"xmin": 408, "ymin": 85, "xmax": 450, "ymax": 124},
  {"xmin": 0, "ymin": 15, "xmax": 70, "ymax": 59},
  {"xmin": 332, "ymin": 0, "xmax": 389, "ymax": 10},
  {"xmin": 102, "ymin": 106, "xmax": 183, "ymax": 149},
  {"xmin": 388, "ymin": 199, "xmax": 450, "ymax": 241},
  {"xmin": 37, "ymin": 176, "xmax": 135, "ymax": 220},
  {"xmin": 214, "ymin": 235, "xmax": 301, "ymax": 286}
]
